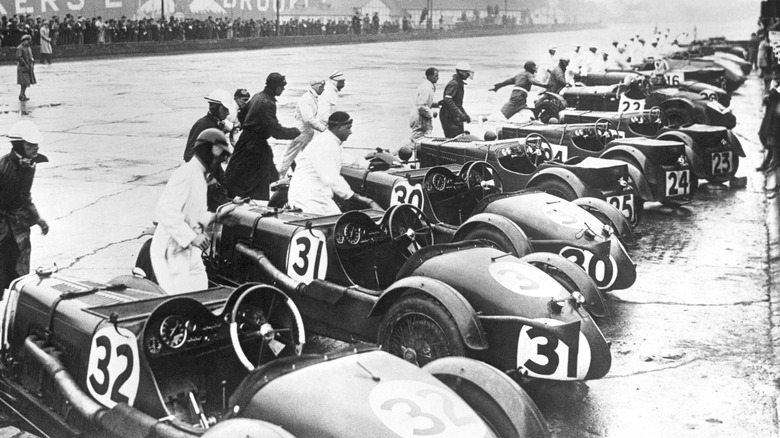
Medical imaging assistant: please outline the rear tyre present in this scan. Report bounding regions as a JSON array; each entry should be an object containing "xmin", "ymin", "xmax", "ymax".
[
  {"xmin": 534, "ymin": 178, "xmax": 578, "ymax": 201},
  {"xmin": 456, "ymin": 224, "xmax": 531, "ymax": 257},
  {"xmin": 535, "ymin": 100, "xmax": 563, "ymax": 124},
  {"xmin": 662, "ymin": 107, "xmax": 693, "ymax": 127},
  {"xmin": 379, "ymin": 294, "xmax": 466, "ymax": 367}
]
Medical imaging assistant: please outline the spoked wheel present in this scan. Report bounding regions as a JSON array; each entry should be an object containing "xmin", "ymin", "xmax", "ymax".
[
  {"xmin": 523, "ymin": 133, "xmax": 553, "ymax": 166},
  {"xmin": 387, "ymin": 204, "xmax": 434, "ymax": 258},
  {"xmin": 230, "ymin": 284, "xmax": 305, "ymax": 371},
  {"xmin": 460, "ymin": 161, "xmax": 503, "ymax": 195},
  {"xmin": 593, "ymin": 118, "xmax": 616, "ymax": 147},
  {"xmin": 378, "ymin": 294, "xmax": 465, "ymax": 367}
]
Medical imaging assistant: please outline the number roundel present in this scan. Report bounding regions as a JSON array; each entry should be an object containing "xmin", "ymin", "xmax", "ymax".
[
  {"xmin": 391, "ymin": 180, "xmax": 425, "ymax": 211},
  {"xmin": 618, "ymin": 95, "xmax": 645, "ymax": 113},
  {"xmin": 543, "ymin": 204, "xmax": 587, "ymax": 229},
  {"xmin": 559, "ymin": 246, "xmax": 619, "ymax": 289},
  {"xmin": 517, "ymin": 318, "xmax": 592, "ymax": 380},
  {"xmin": 287, "ymin": 229, "xmax": 329, "ymax": 284},
  {"xmin": 489, "ymin": 261, "xmax": 564, "ymax": 297},
  {"xmin": 368, "ymin": 380, "xmax": 487, "ymax": 438},
  {"xmin": 86, "ymin": 326, "xmax": 140, "ymax": 408}
]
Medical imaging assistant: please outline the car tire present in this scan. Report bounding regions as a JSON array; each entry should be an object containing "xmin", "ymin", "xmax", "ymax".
[
  {"xmin": 533, "ymin": 178, "xmax": 578, "ymax": 201},
  {"xmin": 378, "ymin": 294, "xmax": 466, "ymax": 367},
  {"xmin": 456, "ymin": 224, "xmax": 531, "ymax": 257},
  {"xmin": 535, "ymin": 100, "xmax": 562, "ymax": 124},
  {"xmin": 662, "ymin": 106, "xmax": 693, "ymax": 127}
]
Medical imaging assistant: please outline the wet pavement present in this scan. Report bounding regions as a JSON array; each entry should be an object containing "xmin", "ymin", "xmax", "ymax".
[{"xmin": 0, "ymin": 24, "xmax": 777, "ymax": 437}]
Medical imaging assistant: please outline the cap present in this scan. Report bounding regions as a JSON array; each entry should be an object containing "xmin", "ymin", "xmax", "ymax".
[
  {"xmin": 20, "ymin": 34, "xmax": 31, "ymax": 42},
  {"xmin": 329, "ymin": 70, "xmax": 345, "ymax": 81},
  {"xmin": 589, "ymin": 46, "xmax": 597, "ymax": 52},
  {"xmin": 455, "ymin": 61, "xmax": 472, "ymax": 72},
  {"xmin": 549, "ymin": 46, "xmax": 557, "ymax": 52},
  {"xmin": 234, "ymin": 88, "xmax": 250, "ymax": 99},
  {"xmin": 309, "ymin": 78, "xmax": 326, "ymax": 86},
  {"xmin": 523, "ymin": 60, "xmax": 537, "ymax": 71},
  {"xmin": 195, "ymin": 128, "xmax": 232, "ymax": 155},
  {"xmin": 204, "ymin": 89, "xmax": 233, "ymax": 113},
  {"xmin": 328, "ymin": 111, "xmax": 352, "ymax": 127},
  {"xmin": 266, "ymin": 72, "xmax": 287, "ymax": 88},
  {"xmin": 8, "ymin": 120, "xmax": 41, "ymax": 144}
]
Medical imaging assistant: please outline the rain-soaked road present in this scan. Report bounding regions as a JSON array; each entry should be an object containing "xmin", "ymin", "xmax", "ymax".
[{"xmin": 0, "ymin": 21, "xmax": 777, "ymax": 437}]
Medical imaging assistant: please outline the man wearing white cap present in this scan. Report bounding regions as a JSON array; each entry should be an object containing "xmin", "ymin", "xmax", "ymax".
[
  {"xmin": 317, "ymin": 70, "xmax": 346, "ymax": 126},
  {"xmin": 278, "ymin": 78, "xmax": 327, "ymax": 179},
  {"xmin": 538, "ymin": 46, "xmax": 558, "ymax": 84},
  {"xmin": 0, "ymin": 120, "xmax": 49, "ymax": 293},
  {"xmin": 150, "ymin": 128, "xmax": 235, "ymax": 295}
]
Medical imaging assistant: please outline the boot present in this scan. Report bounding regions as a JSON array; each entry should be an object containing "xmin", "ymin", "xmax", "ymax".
[{"xmin": 758, "ymin": 150, "xmax": 774, "ymax": 171}]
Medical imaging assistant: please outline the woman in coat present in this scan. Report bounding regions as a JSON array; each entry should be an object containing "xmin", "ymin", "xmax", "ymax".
[{"xmin": 16, "ymin": 34, "xmax": 36, "ymax": 101}]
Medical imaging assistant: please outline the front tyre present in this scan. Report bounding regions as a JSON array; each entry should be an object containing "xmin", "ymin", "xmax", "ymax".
[{"xmin": 379, "ymin": 294, "xmax": 466, "ymax": 367}]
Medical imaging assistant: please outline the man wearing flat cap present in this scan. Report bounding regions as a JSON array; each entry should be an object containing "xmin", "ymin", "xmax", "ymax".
[
  {"xmin": 317, "ymin": 70, "xmax": 346, "ymax": 126},
  {"xmin": 233, "ymin": 88, "xmax": 251, "ymax": 126},
  {"xmin": 278, "ymin": 78, "xmax": 327, "ymax": 179},
  {"xmin": 226, "ymin": 72, "xmax": 300, "ymax": 200},
  {"xmin": 289, "ymin": 111, "xmax": 380, "ymax": 215},
  {"xmin": 16, "ymin": 34, "xmax": 35, "ymax": 101}
]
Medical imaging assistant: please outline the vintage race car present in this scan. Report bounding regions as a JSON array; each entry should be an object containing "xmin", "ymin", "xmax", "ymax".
[
  {"xmin": 469, "ymin": 120, "xmax": 695, "ymax": 206},
  {"xmin": 575, "ymin": 71, "xmax": 730, "ymax": 107},
  {"xmin": 558, "ymin": 108, "xmax": 745, "ymax": 183},
  {"xmin": 1, "ymin": 271, "xmax": 549, "ymax": 438},
  {"xmin": 413, "ymin": 136, "xmax": 640, "ymax": 225},
  {"xmin": 340, "ymin": 160, "xmax": 637, "ymax": 293},
  {"xmin": 537, "ymin": 74, "xmax": 737, "ymax": 129},
  {"xmin": 202, "ymin": 202, "xmax": 613, "ymax": 382},
  {"xmin": 635, "ymin": 57, "xmax": 745, "ymax": 93}
]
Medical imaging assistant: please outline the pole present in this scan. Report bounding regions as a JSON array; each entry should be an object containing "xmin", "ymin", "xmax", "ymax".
[
  {"xmin": 161, "ymin": 0, "xmax": 164, "ymax": 21},
  {"xmin": 504, "ymin": 0, "xmax": 507, "ymax": 25},
  {"xmin": 276, "ymin": 0, "xmax": 281, "ymax": 36},
  {"xmin": 427, "ymin": 0, "xmax": 432, "ymax": 32}
]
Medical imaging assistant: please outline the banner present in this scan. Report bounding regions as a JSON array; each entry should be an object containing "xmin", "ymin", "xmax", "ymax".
[{"xmin": 0, "ymin": 0, "xmax": 317, "ymax": 20}]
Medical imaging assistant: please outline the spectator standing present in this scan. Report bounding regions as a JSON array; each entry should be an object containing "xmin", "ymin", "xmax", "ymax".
[
  {"xmin": 278, "ymin": 79, "xmax": 327, "ymax": 179},
  {"xmin": 758, "ymin": 31, "xmax": 773, "ymax": 98},
  {"xmin": 440, "ymin": 62, "xmax": 472, "ymax": 137},
  {"xmin": 39, "ymin": 20, "xmax": 52, "ymax": 64},
  {"xmin": 225, "ymin": 73, "xmax": 300, "ymax": 200},
  {"xmin": 95, "ymin": 16, "xmax": 105, "ymax": 44},
  {"xmin": 409, "ymin": 67, "xmax": 439, "ymax": 144},
  {"xmin": 749, "ymin": 32, "xmax": 760, "ymax": 70},
  {"xmin": 317, "ymin": 70, "xmax": 346, "ymax": 126},
  {"xmin": 16, "ymin": 35, "xmax": 35, "ymax": 101},
  {"xmin": 0, "ymin": 120, "xmax": 49, "ymax": 293}
]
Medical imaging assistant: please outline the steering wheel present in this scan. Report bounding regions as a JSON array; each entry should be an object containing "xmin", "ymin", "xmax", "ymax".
[
  {"xmin": 523, "ymin": 133, "xmax": 553, "ymax": 166},
  {"xmin": 386, "ymin": 204, "xmax": 434, "ymax": 259},
  {"xmin": 230, "ymin": 284, "xmax": 305, "ymax": 371},
  {"xmin": 461, "ymin": 161, "xmax": 503, "ymax": 195},
  {"xmin": 593, "ymin": 118, "xmax": 616, "ymax": 147}
]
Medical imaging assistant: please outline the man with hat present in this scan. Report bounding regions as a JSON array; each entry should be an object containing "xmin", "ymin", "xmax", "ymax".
[
  {"xmin": 278, "ymin": 78, "xmax": 327, "ymax": 180},
  {"xmin": 150, "ymin": 128, "xmax": 235, "ymax": 295},
  {"xmin": 183, "ymin": 89, "xmax": 233, "ymax": 162},
  {"xmin": 16, "ymin": 34, "xmax": 35, "ymax": 101},
  {"xmin": 226, "ymin": 72, "xmax": 300, "ymax": 200},
  {"xmin": 0, "ymin": 120, "xmax": 49, "ymax": 294},
  {"xmin": 317, "ymin": 70, "xmax": 346, "ymax": 126},
  {"xmin": 289, "ymin": 111, "xmax": 380, "ymax": 215},
  {"xmin": 233, "ymin": 88, "xmax": 251, "ymax": 126},
  {"xmin": 489, "ymin": 60, "xmax": 546, "ymax": 120},
  {"xmin": 440, "ymin": 62, "xmax": 473, "ymax": 137}
]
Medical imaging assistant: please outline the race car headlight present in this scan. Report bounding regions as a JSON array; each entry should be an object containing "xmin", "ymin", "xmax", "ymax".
[
  {"xmin": 602, "ymin": 224, "xmax": 614, "ymax": 237},
  {"xmin": 618, "ymin": 177, "xmax": 628, "ymax": 187},
  {"xmin": 572, "ymin": 291, "xmax": 586, "ymax": 306},
  {"xmin": 583, "ymin": 228, "xmax": 597, "ymax": 241}
]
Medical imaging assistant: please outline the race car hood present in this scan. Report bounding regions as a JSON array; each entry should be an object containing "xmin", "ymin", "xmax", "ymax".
[{"xmin": 232, "ymin": 347, "xmax": 500, "ymax": 438}]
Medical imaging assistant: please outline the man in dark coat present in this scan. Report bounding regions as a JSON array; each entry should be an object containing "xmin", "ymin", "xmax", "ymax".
[
  {"xmin": 225, "ymin": 73, "xmax": 300, "ymax": 200},
  {"xmin": 440, "ymin": 62, "xmax": 472, "ymax": 138},
  {"xmin": 546, "ymin": 58, "xmax": 569, "ymax": 94},
  {"xmin": 183, "ymin": 89, "xmax": 232, "ymax": 162},
  {"xmin": 16, "ymin": 34, "xmax": 35, "ymax": 101},
  {"xmin": 758, "ymin": 83, "xmax": 780, "ymax": 172},
  {"xmin": 0, "ymin": 120, "xmax": 49, "ymax": 294}
]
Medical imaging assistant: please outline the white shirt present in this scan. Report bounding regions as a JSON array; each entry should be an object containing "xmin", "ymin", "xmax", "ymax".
[
  {"xmin": 409, "ymin": 79, "xmax": 436, "ymax": 124},
  {"xmin": 316, "ymin": 80, "xmax": 340, "ymax": 126},
  {"xmin": 150, "ymin": 159, "xmax": 212, "ymax": 294},
  {"xmin": 289, "ymin": 130, "xmax": 354, "ymax": 215},
  {"xmin": 295, "ymin": 87, "xmax": 326, "ymax": 132}
]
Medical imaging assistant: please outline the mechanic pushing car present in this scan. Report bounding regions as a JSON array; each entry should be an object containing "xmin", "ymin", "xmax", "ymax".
[
  {"xmin": 489, "ymin": 60, "xmax": 548, "ymax": 120},
  {"xmin": 0, "ymin": 120, "xmax": 49, "ymax": 294},
  {"xmin": 289, "ymin": 111, "xmax": 381, "ymax": 215},
  {"xmin": 150, "ymin": 128, "xmax": 235, "ymax": 295}
]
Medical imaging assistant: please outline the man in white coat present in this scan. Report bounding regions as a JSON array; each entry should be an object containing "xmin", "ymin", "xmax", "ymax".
[
  {"xmin": 288, "ymin": 111, "xmax": 380, "ymax": 215},
  {"xmin": 278, "ymin": 78, "xmax": 327, "ymax": 179},
  {"xmin": 316, "ymin": 70, "xmax": 346, "ymax": 126},
  {"xmin": 150, "ymin": 128, "xmax": 234, "ymax": 294},
  {"xmin": 409, "ymin": 67, "xmax": 439, "ymax": 145}
]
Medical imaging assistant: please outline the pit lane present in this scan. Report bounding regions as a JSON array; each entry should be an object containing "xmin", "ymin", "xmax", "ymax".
[{"xmin": 0, "ymin": 23, "xmax": 776, "ymax": 437}]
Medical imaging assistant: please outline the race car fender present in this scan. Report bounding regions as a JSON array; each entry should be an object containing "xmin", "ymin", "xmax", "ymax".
[
  {"xmin": 369, "ymin": 276, "xmax": 489, "ymax": 351},
  {"xmin": 659, "ymin": 98, "xmax": 707, "ymax": 125},
  {"xmin": 655, "ymin": 131, "xmax": 705, "ymax": 177},
  {"xmin": 518, "ymin": 252, "xmax": 608, "ymax": 318},
  {"xmin": 526, "ymin": 168, "xmax": 588, "ymax": 197},
  {"xmin": 599, "ymin": 148, "xmax": 654, "ymax": 200},
  {"xmin": 451, "ymin": 213, "xmax": 534, "ymax": 257},
  {"xmin": 571, "ymin": 197, "xmax": 636, "ymax": 245},
  {"xmin": 727, "ymin": 129, "xmax": 746, "ymax": 157}
]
